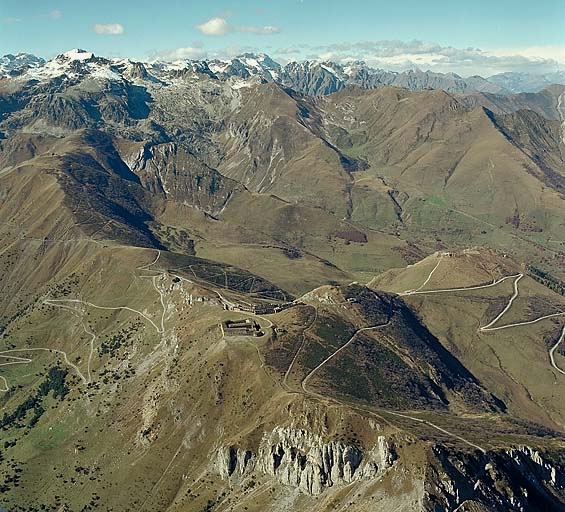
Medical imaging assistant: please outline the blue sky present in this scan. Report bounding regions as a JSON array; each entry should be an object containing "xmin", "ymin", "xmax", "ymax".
[{"xmin": 1, "ymin": 0, "xmax": 565, "ymax": 75}]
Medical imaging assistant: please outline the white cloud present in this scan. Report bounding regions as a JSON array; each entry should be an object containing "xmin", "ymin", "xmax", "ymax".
[
  {"xmin": 489, "ymin": 45, "xmax": 565, "ymax": 64},
  {"xmin": 197, "ymin": 17, "xmax": 230, "ymax": 36},
  {"xmin": 49, "ymin": 10, "xmax": 63, "ymax": 19},
  {"xmin": 151, "ymin": 39, "xmax": 565, "ymax": 76},
  {"xmin": 237, "ymin": 25, "xmax": 280, "ymax": 35},
  {"xmin": 275, "ymin": 46, "xmax": 303, "ymax": 55},
  {"xmin": 197, "ymin": 17, "xmax": 281, "ymax": 37},
  {"xmin": 303, "ymin": 40, "xmax": 565, "ymax": 76},
  {"xmin": 93, "ymin": 23, "xmax": 124, "ymax": 35},
  {"xmin": 150, "ymin": 44, "xmax": 261, "ymax": 62},
  {"xmin": 151, "ymin": 45, "xmax": 207, "ymax": 61}
]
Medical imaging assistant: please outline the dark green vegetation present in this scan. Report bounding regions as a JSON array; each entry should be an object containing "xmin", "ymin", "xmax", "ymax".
[
  {"xmin": 1, "ymin": 367, "xmax": 69, "ymax": 431},
  {"xmin": 528, "ymin": 265, "xmax": 565, "ymax": 296},
  {"xmin": 98, "ymin": 323, "xmax": 140, "ymax": 359},
  {"xmin": 321, "ymin": 332, "xmax": 438, "ymax": 409}
]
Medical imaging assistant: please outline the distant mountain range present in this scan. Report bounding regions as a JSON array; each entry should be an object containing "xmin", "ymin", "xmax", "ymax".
[
  {"xmin": 488, "ymin": 70, "xmax": 565, "ymax": 93},
  {"xmin": 0, "ymin": 52, "xmax": 45, "ymax": 74},
  {"xmin": 2, "ymin": 49, "xmax": 564, "ymax": 95}
]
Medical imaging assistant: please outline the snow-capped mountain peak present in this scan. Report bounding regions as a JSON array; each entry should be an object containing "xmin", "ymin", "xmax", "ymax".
[
  {"xmin": 58, "ymin": 49, "xmax": 95, "ymax": 62},
  {"xmin": 237, "ymin": 52, "xmax": 280, "ymax": 70},
  {"xmin": 0, "ymin": 53, "xmax": 45, "ymax": 77},
  {"xmin": 203, "ymin": 53, "xmax": 282, "ymax": 81},
  {"xmin": 19, "ymin": 49, "xmax": 124, "ymax": 82}
]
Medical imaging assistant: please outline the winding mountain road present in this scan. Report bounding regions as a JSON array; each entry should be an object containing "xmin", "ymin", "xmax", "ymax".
[
  {"xmin": 399, "ymin": 257, "xmax": 565, "ymax": 372},
  {"xmin": 401, "ymin": 272, "xmax": 522, "ymax": 297},
  {"xmin": 301, "ymin": 323, "xmax": 390, "ymax": 392},
  {"xmin": 43, "ymin": 298, "xmax": 164, "ymax": 335},
  {"xmin": 282, "ymin": 304, "xmax": 318, "ymax": 390},
  {"xmin": 0, "ymin": 249, "xmax": 169, "ymax": 392},
  {"xmin": 479, "ymin": 273, "xmax": 524, "ymax": 331},
  {"xmin": 0, "ymin": 353, "xmax": 34, "ymax": 392},
  {"xmin": 0, "ymin": 347, "xmax": 89, "ymax": 392},
  {"xmin": 0, "ymin": 294, "xmax": 99, "ymax": 391},
  {"xmin": 549, "ymin": 326, "xmax": 565, "ymax": 376},
  {"xmin": 399, "ymin": 254, "xmax": 445, "ymax": 296},
  {"xmin": 298, "ymin": 317, "xmax": 486, "ymax": 453}
]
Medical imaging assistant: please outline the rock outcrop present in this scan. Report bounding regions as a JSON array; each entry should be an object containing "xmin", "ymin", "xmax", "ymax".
[
  {"xmin": 216, "ymin": 431, "xmax": 565, "ymax": 510},
  {"xmin": 425, "ymin": 445, "xmax": 565, "ymax": 511},
  {"xmin": 215, "ymin": 426, "xmax": 396, "ymax": 495},
  {"xmin": 123, "ymin": 142, "xmax": 241, "ymax": 216}
]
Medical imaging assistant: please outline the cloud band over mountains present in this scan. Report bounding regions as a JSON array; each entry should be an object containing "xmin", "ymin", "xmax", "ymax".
[
  {"xmin": 296, "ymin": 40, "xmax": 565, "ymax": 75},
  {"xmin": 152, "ymin": 38, "xmax": 565, "ymax": 76}
]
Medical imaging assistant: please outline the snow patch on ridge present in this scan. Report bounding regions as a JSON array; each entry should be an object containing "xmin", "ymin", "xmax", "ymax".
[{"xmin": 61, "ymin": 49, "xmax": 95, "ymax": 61}]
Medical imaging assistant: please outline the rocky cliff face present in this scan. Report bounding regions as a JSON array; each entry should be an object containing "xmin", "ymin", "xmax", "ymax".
[
  {"xmin": 215, "ymin": 426, "xmax": 565, "ymax": 510},
  {"xmin": 123, "ymin": 141, "xmax": 241, "ymax": 216},
  {"xmin": 425, "ymin": 445, "xmax": 565, "ymax": 511},
  {"xmin": 215, "ymin": 426, "xmax": 396, "ymax": 495}
]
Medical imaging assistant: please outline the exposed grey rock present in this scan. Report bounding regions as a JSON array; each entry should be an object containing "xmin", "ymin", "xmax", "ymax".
[
  {"xmin": 426, "ymin": 444, "xmax": 565, "ymax": 511},
  {"xmin": 215, "ymin": 430, "xmax": 565, "ymax": 510},
  {"xmin": 216, "ymin": 446, "xmax": 255, "ymax": 479},
  {"xmin": 215, "ymin": 427, "xmax": 396, "ymax": 495},
  {"xmin": 122, "ymin": 142, "xmax": 241, "ymax": 216}
]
